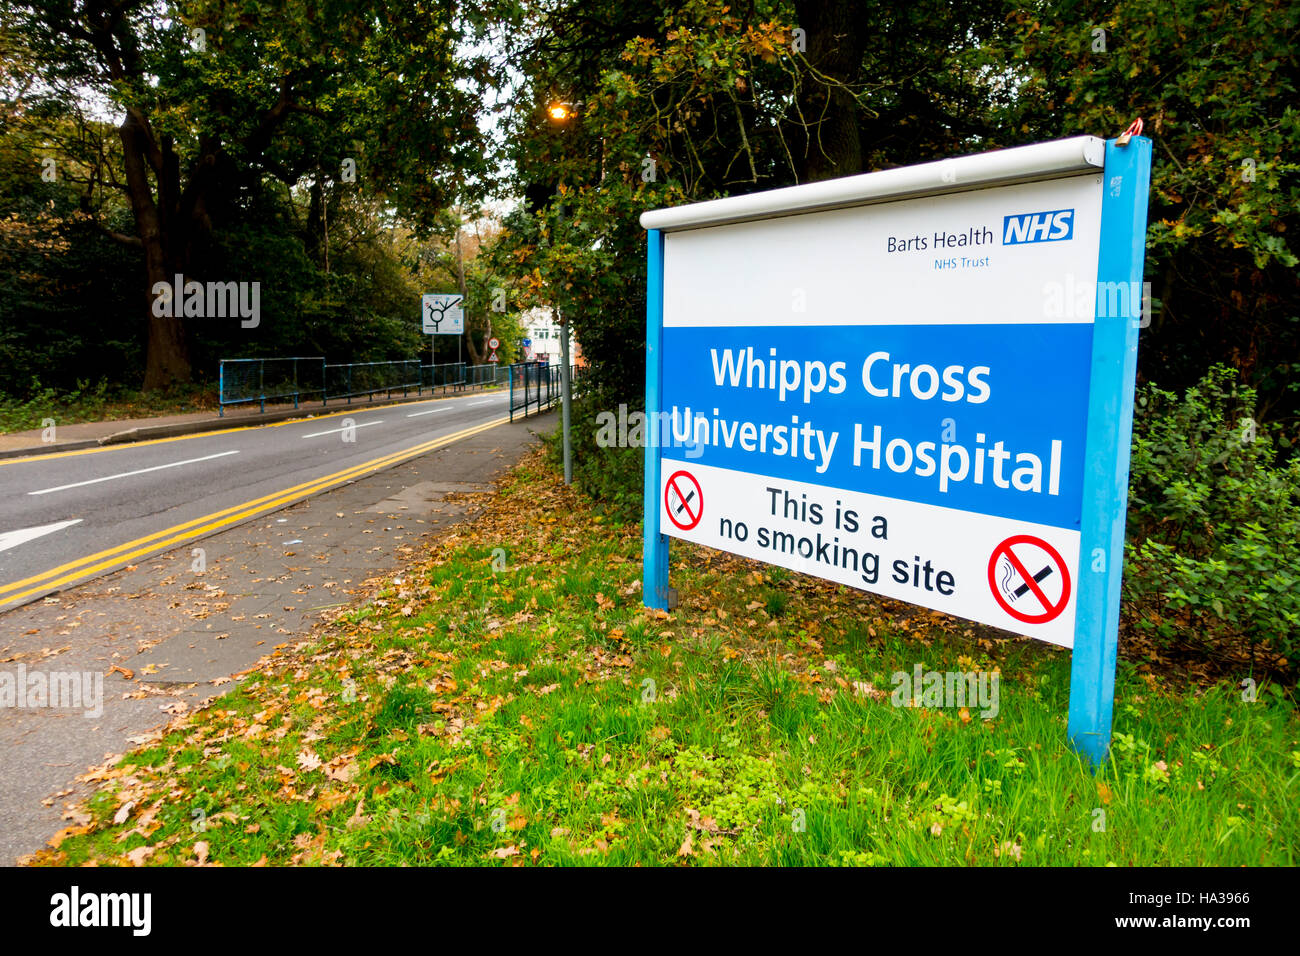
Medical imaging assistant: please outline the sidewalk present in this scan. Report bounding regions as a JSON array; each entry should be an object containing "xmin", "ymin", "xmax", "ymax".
[{"xmin": 0, "ymin": 384, "xmax": 502, "ymax": 459}]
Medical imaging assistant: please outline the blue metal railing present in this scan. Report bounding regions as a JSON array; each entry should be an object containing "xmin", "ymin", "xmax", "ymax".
[
  {"xmin": 508, "ymin": 362, "xmax": 583, "ymax": 421},
  {"xmin": 217, "ymin": 357, "xmax": 324, "ymax": 414},
  {"xmin": 217, "ymin": 358, "xmax": 505, "ymax": 415}
]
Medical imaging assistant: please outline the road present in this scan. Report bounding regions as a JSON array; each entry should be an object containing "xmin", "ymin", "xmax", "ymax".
[{"xmin": 0, "ymin": 391, "xmax": 512, "ymax": 612}]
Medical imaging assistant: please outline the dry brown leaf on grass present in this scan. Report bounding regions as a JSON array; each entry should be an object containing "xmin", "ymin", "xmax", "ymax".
[
  {"xmin": 324, "ymin": 756, "xmax": 358, "ymax": 783},
  {"xmin": 296, "ymin": 750, "xmax": 322, "ymax": 772},
  {"xmin": 124, "ymin": 845, "xmax": 154, "ymax": 866},
  {"xmin": 347, "ymin": 798, "xmax": 370, "ymax": 829},
  {"xmin": 49, "ymin": 825, "xmax": 92, "ymax": 849}
]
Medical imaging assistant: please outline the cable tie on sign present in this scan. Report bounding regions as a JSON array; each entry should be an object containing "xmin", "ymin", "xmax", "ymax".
[{"xmin": 1115, "ymin": 118, "xmax": 1144, "ymax": 147}]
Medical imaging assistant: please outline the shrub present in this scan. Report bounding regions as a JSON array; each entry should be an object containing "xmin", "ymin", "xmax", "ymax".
[
  {"xmin": 1124, "ymin": 365, "xmax": 1300, "ymax": 672},
  {"xmin": 543, "ymin": 385, "xmax": 643, "ymax": 522}
]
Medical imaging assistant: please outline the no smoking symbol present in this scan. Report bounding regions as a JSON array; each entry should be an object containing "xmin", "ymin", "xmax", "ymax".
[
  {"xmin": 987, "ymin": 534, "xmax": 1071, "ymax": 625},
  {"xmin": 664, "ymin": 470, "xmax": 703, "ymax": 531}
]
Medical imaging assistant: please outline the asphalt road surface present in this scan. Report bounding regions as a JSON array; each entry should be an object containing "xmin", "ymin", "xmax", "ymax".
[{"xmin": 0, "ymin": 391, "xmax": 512, "ymax": 612}]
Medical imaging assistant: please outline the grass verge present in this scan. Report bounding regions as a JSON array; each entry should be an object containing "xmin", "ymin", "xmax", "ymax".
[
  {"xmin": 28, "ymin": 449, "xmax": 1299, "ymax": 866},
  {"xmin": 0, "ymin": 382, "xmax": 217, "ymax": 434}
]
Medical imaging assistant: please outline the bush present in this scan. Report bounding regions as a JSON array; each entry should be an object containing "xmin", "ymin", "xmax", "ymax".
[
  {"xmin": 1124, "ymin": 365, "xmax": 1300, "ymax": 672},
  {"xmin": 543, "ymin": 386, "xmax": 643, "ymax": 522}
]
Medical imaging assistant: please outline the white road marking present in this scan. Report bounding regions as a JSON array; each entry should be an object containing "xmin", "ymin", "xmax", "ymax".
[
  {"xmin": 406, "ymin": 407, "xmax": 452, "ymax": 418},
  {"xmin": 0, "ymin": 518, "xmax": 83, "ymax": 553},
  {"xmin": 300, "ymin": 420, "xmax": 384, "ymax": 438},
  {"xmin": 466, "ymin": 400, "xmax": 496, "ymax": 407},
  {"xmin": 28, "ymin": 451, "xmax": 240, "ymax": 496}
]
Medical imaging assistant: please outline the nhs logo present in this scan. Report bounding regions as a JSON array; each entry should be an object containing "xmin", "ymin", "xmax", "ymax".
[{"xmin": 1002, "ymin": 208, "xmax": 1074, "ymax": 245}]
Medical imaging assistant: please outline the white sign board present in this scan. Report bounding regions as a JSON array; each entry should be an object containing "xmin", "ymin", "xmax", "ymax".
[{"xmin": 422, "ymin": 294, "xmax": 464, "ymax": 334}]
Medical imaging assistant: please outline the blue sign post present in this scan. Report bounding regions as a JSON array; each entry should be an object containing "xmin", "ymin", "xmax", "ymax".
[
  {"xmin": 1068, "ymin": 136, "xmax": 1153, "ymax": 765},
  {"xmin": 643, "ymin": 228, "xmax": 672, "ymax": 610},
  {"xmin": 640, "ymin": 135, "xmax": 1152, "ymax": 766}
]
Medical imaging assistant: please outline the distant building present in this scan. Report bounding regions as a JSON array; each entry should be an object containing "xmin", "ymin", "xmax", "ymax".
[{"xmin": 519, "ymin": 306, "xmax": 584, "ymax": 366}]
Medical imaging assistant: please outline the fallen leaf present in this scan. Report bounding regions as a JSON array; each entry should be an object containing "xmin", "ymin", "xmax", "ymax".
[
  {"xmin": 296, "ymin": 750, "xmax": 322, "ymax": 772},
  {"xmin": 125, "ymin": 846, "xmax": 154, "ymax": 866}
]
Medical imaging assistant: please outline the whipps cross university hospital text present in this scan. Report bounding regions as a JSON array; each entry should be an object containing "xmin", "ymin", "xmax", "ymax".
[{"xmin": 659, "ymin": 322, "xmax": 1091, "ymax": 531}]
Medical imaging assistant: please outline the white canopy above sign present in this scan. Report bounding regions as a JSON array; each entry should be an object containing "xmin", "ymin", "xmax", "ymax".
[{"xmin": 640, "ymin": 136, "xmax": 1105, "ymax": 234}]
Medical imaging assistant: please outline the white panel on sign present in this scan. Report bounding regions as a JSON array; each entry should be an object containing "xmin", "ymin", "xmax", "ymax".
[
  {"xmin": 659, "ymin": 459, "xmax": 1079, "ymax": 646},
  {"xmin": 664, "ymin": 175, "xmax": 1103, "ymax": 328},
  {"xmin": 640, "ymin": 136, "xmax": 1104, "ymax": 233}
]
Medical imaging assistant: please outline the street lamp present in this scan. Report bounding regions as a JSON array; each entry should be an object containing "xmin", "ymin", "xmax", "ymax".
[{"xmin": 545, "ymin": 98, "xmax": 579, "ymax": 486}]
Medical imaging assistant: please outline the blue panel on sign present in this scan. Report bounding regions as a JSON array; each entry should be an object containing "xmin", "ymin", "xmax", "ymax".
[{"xmin": 660, "ymin": 323, "xmax": 1093, "ymax": 529}]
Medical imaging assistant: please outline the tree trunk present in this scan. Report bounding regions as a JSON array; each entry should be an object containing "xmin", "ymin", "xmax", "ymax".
[
  {"xmin": 793, "ymin": 0, "xmax": 868, "ymax": 182},
  {"xmin": 120, "ymin": 110, "xmax": 191, "ymax": 389},
  {"xmin": 141, "ymin": 265, "xmax": 191, "ymax": 391},
  {"xmin": 454, "ymin": 228, "xmax": 483, "ymax": 364}
]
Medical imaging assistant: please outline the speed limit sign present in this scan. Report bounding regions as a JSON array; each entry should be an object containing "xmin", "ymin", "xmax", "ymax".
[{"xmin": 488, "ymin": 337, "xmax": 500, "ymax": 350}]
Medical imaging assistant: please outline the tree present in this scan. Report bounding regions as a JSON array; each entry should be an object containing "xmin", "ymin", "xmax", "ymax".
[
  {"xmin": 486, "ymin": 0, "xmax": 1016, "ymax": 404},
  {"xmin": 991, "ymin": 0, "xmax": 1300, "ymax": 425},
  {"xmin": 7, "ymin": 0, "xmax": 486, "ymax": 389}
]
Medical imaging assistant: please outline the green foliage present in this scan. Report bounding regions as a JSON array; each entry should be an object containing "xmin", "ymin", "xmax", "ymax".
[
  {"xmin": 1125, "ymin": 365, "xmax": 1300, "ymax": 669},
  {"xmin": 543, "ymin": 388, "xmax": 645, "ymax": 520},
  {"xmin": 4, "ymin": 0, "xmax": 489, "ymax": 388},
  {"xmin": 489, "ymin": 0, "xmax": 1299, "ymax": 427},
  {"xmin": 996, "ymin": 0, "xmax": 1300, "ymax": 416}
]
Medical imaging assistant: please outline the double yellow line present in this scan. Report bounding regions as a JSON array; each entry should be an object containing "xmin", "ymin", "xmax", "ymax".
[{"xmin": 0, "ymin": 416, "xmax": 509, "ymax": 609}]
